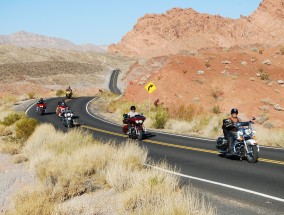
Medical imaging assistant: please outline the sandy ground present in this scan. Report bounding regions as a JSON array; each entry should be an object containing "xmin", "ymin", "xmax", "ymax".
[{"xmin": 0, "ymin": 150, "xmax": 36, "ymax": 214}]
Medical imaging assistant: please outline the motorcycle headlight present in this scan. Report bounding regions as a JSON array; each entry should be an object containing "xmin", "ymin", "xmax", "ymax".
[
  {"xmin": 238, "ymin": 131, "xmax": 243, "ymax": 136},
  {"xmin": 139, "ymin": 120, "xmax": 143, "ymax": 123},
  {"xmin": 245, "ymin": 129, "xmax": 251, "ymax": 135},
  {"xmin": 135, "ymin": 120, "xmax": 139, "ymax": 124}
]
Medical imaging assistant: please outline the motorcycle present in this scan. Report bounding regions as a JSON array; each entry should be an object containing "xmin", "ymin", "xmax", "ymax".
[
  {"xmin": 66, "ymin": 90, "xmax": 72, "ymax": 99},
  {"xmin": 216, "ymin": 117, "xmax": 259, "ymax": 163},
  {"xmin": 56, "ymin": 105, "xmax": 68, "ymax": 117},
  {"xmin": 36, "ymin": 103, "xmax": 46, "ymax": 115},
  {"xmin": 61, "ymin": 110, "xmax": 74, "ymax": 128},
  {"xmin": 123, "ymin": 114, "xmax": 146, "ymax": 141}
]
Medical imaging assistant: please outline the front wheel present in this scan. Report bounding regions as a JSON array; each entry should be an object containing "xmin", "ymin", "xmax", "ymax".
[
  {"xmin": 138, "ymin": 128, "xmax": 143, "ymax": 141},
  {"xmin": 246, "ymin": 145, "xmax": 259, "ymax": 163}
]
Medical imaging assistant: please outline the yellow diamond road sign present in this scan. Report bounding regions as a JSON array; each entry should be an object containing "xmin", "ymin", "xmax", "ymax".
[{"xmin": 145, "ymin": 82, "xmax": 157, "ymax": 94}]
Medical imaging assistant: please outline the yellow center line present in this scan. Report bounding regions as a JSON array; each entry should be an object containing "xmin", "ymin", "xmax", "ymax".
[{"xmin": 81, "ymin": 125, "xmax": 284, "ymax": 166}]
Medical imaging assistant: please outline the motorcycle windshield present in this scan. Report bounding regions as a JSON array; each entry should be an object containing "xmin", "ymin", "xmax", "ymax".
[{"xmin": 235, "ymin": 122, "xmax": 250, "ymax": 127}]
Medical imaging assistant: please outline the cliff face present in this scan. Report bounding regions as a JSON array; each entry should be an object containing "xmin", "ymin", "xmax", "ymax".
[{"xmin": 109, "ymin": 0, "xmax": 284, "ymax": 57}]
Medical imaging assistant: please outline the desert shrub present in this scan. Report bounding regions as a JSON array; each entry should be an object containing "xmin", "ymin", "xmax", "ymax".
[
  {"xmin": 260, "ymin": 72, "xmax": 270, "ymax": 80},
  {"xmin": 153, "ymin": 107, "xmax": 169, "ymax": 129},
  {"xmin": 211, "ymin": 88, "xmax": 224, "ymax": 100},
  {"xmin": 211, "ymin": 105, "xmax": 222, "ymax": 114},
  {"xmin": 205, "ymin": 62, "xmax": 211, "ymax": 68},
  {"xmin": 15, "ymin": 117, "xmax": 38, "ymax": 141},
  {"xmin": 172, "ymin": 104, "xmax": 203, "ymax": 122},
  {"xmin": 0, "ymin": 124, "xmax": 13, "ymax": 136},
  {"xmin": 27, "ymin": 92, "xmax": 36, "ymax": 99},
  {"xmin": 259, "ymin": 49, "xmax": 264, "ymax": 54},
  {"xmin": 263, "ymin": 121, "xmax": 274, "ymax": 129},
  {"xmin": 0, "ymin": 139, "xmax": 22, "ymax": 155},
  {"xmin": 192, "ymin": 116, "xmax": 210, "ymax": 133},
  {"xmin": 13, "ymin": 187, "xmax": 55, "ymax": 215},
  {"xmin": 0, "ymin": 112, "xmax": 23, "ymax": 126},
  {"xmin": 56, "ymin": 89, "xmax": 65, "ymax": 97}
]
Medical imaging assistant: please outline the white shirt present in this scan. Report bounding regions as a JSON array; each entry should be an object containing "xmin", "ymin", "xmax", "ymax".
[{"xmin": 128, "ymin": 110, "xmax": 138, "ymax": 118}]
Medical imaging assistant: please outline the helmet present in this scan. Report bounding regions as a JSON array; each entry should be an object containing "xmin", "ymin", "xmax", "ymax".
[
  {"xmin": 130, "ymin": 106, "xmax": 136, "ymax": 111},
  {"xmin": 39, "ymin": 98, "xmax": 43, "ymax": 102},
  {"xmin": 231, "ymin": 108, "xmax": 238, "ymax": 115}
]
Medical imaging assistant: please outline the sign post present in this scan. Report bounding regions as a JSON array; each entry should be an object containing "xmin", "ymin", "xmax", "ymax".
[{"xmin": 144, "ymin": 82, "xmax": 157, "ymax": 116}]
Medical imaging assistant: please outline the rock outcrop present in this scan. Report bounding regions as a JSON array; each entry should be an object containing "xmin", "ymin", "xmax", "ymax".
[{"xmin": 109, "ymin": 0, "xmax": 284, "ymax": 57}]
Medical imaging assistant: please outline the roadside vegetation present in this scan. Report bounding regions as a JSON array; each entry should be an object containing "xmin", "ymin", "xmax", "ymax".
[
  {"xmin": 6, "ymin": 124, "xmax": 215, "ymax": 215},
  {"xmin": 0, "ymin": 97, "xmax": 215, "ymax": 214},
  {"xmin": 0, "ymin": 97, "xmax": 39, "ymax": 155},
  {"xmin": 92, "ymin": 91, "xmax": 284, "ymax": 148}
]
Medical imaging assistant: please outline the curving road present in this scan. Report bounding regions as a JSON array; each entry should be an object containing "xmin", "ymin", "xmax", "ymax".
[
  {"xmin": 109, "ymin": 69, "xmax": 121, "ymax": 94},
  {"xmin": 26, "ymin": 72, "xmax": 284, "ymax": 215}
]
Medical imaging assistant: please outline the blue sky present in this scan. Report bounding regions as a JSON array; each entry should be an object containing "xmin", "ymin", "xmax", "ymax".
[{"xmin": 0, "ymin": 0, "xmax": 262, "ymax": 45}]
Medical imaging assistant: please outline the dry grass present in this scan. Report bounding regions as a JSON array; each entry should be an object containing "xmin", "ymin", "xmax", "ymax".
[
  {"xmin": 171, "ymin": 104, "xmax": 204, "ymax": 122},
  {"xmin": 118, "ymin": 163, "xmax": 215, "ymax": 215},
  {"xmin": 165, "ymin": 115, "xmax": 224, "ymax": 138},
  {"xmin": 255, "ymin": 125, "xmax": 284, "ymax": 148},
  {"xmin": 12, "ymin": 186, "xmax": 55, "ymax": 215},
  {"xmin": 8, "ymin": 123, "xmax": 216, "ymax": 215}
]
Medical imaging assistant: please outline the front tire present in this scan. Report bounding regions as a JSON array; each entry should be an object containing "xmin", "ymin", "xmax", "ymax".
[
  {"xmin": 246, "ymin": 145, "xmax": 259, "ymax": 163},
  {"xmin": 138, "ymin": 129, "xmax": 143, "ymax": 141}
]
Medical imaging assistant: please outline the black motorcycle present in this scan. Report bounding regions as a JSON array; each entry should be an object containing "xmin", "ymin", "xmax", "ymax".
[{"xmin": 216, "ymin": 118, "xmax": 259, "ymax": 163}]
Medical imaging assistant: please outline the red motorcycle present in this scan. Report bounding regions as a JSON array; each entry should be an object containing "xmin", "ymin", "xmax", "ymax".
[
  {"xmin": 123, "ymin": 114, "xmax": 146, "ymax": 141},
  {"xmin": 36, "ymin": 103, "xmax": 46, "ymax": 115},
  {"xmin": 56, "ymin": 105, "xmax": 68, "ymax": 117}
]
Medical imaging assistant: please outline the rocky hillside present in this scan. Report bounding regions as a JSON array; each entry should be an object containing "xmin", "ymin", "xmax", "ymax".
[
  {"xmin": 109, "ymin": 0, "xmax": 284, "ymax": 58},
  {"xmin": 0, "ymin": 31, "xmax": 107, "ymax": 53}
]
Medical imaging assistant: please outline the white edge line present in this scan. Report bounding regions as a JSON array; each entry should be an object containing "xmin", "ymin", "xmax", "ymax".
[
  {"xmin": 145, "ymin": 164, "xmax": 284, "ymax": 203},
  {"xmin": 25, "ymin": 101, "xmax": 37, "ymax": 116},
  {"xmin": 85, "ymin": 97, "xmax": 284, "ymax": 151}
]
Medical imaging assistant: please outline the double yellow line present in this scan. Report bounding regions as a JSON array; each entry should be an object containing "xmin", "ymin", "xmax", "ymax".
[{"xmin": 82, "ymin": 125, "xmax": 284, "ymax": 166}]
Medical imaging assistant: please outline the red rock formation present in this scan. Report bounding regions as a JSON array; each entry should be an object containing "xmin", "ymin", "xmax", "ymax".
[{"xmin": 109, "ymin": 0, "xmax": 284, "ymax": 58}]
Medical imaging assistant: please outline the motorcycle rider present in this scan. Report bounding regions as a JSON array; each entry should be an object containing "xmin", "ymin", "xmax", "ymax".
[
  {"xmin": 36, "ymin": 98, "xmax": 46, "ymax": 112},
  {"xmin": 37, "ymin": 98, "xmax": 46, "ymax": 104},
  {"xmin": 66, "ymin": 86, "xmax": 73, "ymax": 97},
  {"xmin": 58, "ymin": 99, "xmax": 67, "ymax": 107},
  {"xmin": 66, "ymin": 86, "xmax": 72, "ymax": 93},
  {"xmin": 224, "ymin": 108, "xmax": 241, "ymax": 154},
  {"xmin": 126, "ymin": 106, "xmax": 139, "ymax": 134},
  {"xmin": 128, "ymin": 105, "xmax": 138, "ymax": 118}
]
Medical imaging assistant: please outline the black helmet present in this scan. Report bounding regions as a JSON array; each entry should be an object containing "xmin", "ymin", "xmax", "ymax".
[
  {"xmin": 231, "ymin": 108, "xmax": 238, "ymax": 114},
  {"xmin": 130, "ymin": 106, "xmax": 136, "ymax": 111},
  {"xmin": 40, "ymin": 98, "xmax": 43, "ymax": 102}
]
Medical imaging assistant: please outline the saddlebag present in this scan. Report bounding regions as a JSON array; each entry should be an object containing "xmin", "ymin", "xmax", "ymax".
[{"xmin": 216, "ymin": 137, "xmax": 228, "ymax": 150}]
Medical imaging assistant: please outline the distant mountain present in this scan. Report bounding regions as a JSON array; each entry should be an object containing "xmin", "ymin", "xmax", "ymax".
[
  {"xmin": 0, "ymin": 31, "xmax": 107, "ymax": 53},
  {"xmin": 109, "ymin": 0, "xmax": 284, "ymax": 57}
]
